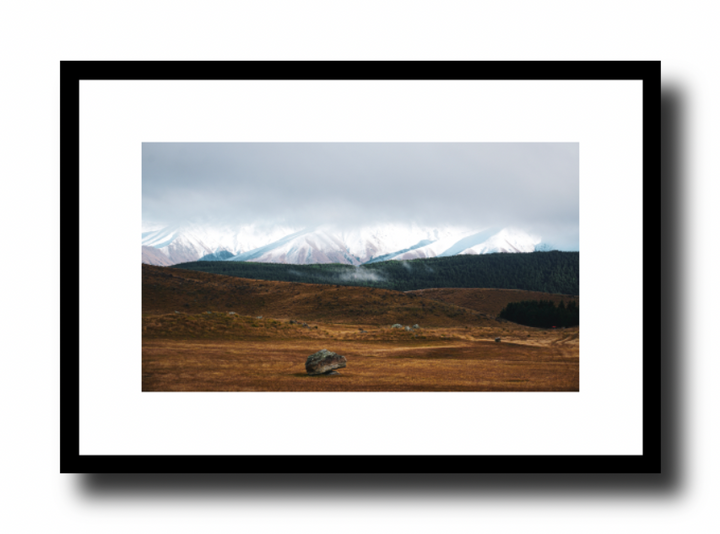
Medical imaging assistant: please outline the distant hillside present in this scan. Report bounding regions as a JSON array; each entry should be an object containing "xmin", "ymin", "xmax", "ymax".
[
  {"xmin": 173, "ymin": 251, "xmax": 579, "ymax": 295},
  {"xmin": 142, "ymin": 264, "xmax": 500, "ymax": 327}
]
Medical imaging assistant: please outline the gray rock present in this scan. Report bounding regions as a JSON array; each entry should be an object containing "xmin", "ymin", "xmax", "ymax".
[
  {"xmin": 391, "ymin": 324, "xmax": 402, "ymax": 329},
  {"xmin": 404, "ymin": 326, "xmax": 412, "ymax": 331},
  {"xmin": 306, "ymin": 349, "xmax": 347, "ymax": 376},
  {"xmin": 495, "ymin": 337, "xmax": 501, "ymax": 342},
  {"xmin": 412, "ymin": 324, "xmax": 420, "ymax": 329}
]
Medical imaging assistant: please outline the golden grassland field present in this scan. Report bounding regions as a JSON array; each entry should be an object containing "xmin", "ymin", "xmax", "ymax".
[{"xmin": 142, "ymin": 264, "xmax": 579, "ymax": 392}]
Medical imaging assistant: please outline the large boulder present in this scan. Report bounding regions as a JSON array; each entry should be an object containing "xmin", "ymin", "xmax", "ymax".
[{"xmin": 305, "ymin": 349, "xmax": 347, "ymax": 376}]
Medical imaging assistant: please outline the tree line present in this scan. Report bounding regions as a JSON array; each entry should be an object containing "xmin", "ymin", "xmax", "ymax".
[
  {"xmin": 498, "ymin": 299, "xmax": 579, "ymax": 328},
  {"xmin": 173, "ymin": 251, "xmax": 579, "ymax": 295}
]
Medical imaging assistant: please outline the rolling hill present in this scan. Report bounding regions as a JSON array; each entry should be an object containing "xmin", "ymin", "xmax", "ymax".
[{"xmin": 142, "ymin": 264, "xmax": 497, "ymax": 327}]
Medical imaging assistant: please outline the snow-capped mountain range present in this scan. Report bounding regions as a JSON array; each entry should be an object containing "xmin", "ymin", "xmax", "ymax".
[{"xmin": 141, "ymin": 220, "xmax": 543, "ymax": 267}]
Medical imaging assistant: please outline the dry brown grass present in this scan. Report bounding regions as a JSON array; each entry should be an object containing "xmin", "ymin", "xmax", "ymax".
[
  {"xmin": 142, "ymin": 315, "xmax": 578, "ymax": 392},
  {"xmin": 142, "ymin": 264, "xmax": 497, "ymax": 327},
  {"xmin": 142, "ymin": 265, "xmax": 579, "ymax": 392}
]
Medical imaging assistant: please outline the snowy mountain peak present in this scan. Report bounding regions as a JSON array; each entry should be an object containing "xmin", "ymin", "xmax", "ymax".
[
  {"xmin": 141, "ymin": 221, "xmax": 543, "ymax": 267},
  {"xmin": 459, "ymin": 227, "xmax": 541, "ymax": 255}
]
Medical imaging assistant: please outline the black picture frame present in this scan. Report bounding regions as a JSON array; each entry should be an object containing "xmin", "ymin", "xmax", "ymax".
[{"xmin": 61, "ymin": 61, "xmax": 660, "ymax": 474}]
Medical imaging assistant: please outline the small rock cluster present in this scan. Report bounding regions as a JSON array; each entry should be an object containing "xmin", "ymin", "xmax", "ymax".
[
  {"xmin": 305, "ymin": 349, "xmax": 347, "ymax": 376},
  {"xmin": 392, "ymin": 324, "xmax": 420, "ymax": 330}
]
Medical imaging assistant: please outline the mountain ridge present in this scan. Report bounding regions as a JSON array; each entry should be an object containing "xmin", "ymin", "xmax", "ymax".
[{"xmin": 142, "ymin": 221, "xmax": 547, "ymax": 267}]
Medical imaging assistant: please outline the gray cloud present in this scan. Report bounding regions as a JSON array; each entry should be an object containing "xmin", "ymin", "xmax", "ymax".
[{"xmin": 143, "ymin": 142, "xmax": 579, "ymax": 249}]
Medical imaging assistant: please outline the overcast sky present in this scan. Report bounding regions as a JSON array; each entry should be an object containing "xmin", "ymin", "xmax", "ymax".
[{"xmin": 143, "ymin": 142, "xmax": 579, "ymax": 250}]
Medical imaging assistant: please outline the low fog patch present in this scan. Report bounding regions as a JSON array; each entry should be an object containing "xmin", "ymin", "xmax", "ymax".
[{"xmin": 338, "ymin": 266, "xmax": 386, "ymax": 283}]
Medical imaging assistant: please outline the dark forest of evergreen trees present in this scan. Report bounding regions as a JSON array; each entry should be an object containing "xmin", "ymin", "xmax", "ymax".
[
  {"xmin": 173, "ymin": 251, "xmax": 579, "ymax": 295},
  {"xmin": 499, "ymin": 299, "xmax": 579, "ymax": 328}
]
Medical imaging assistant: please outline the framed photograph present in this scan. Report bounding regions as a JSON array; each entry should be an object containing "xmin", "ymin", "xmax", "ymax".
[{"xmin": 61, "ymin": 61, "xmax": 659, "ymax": 473}]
